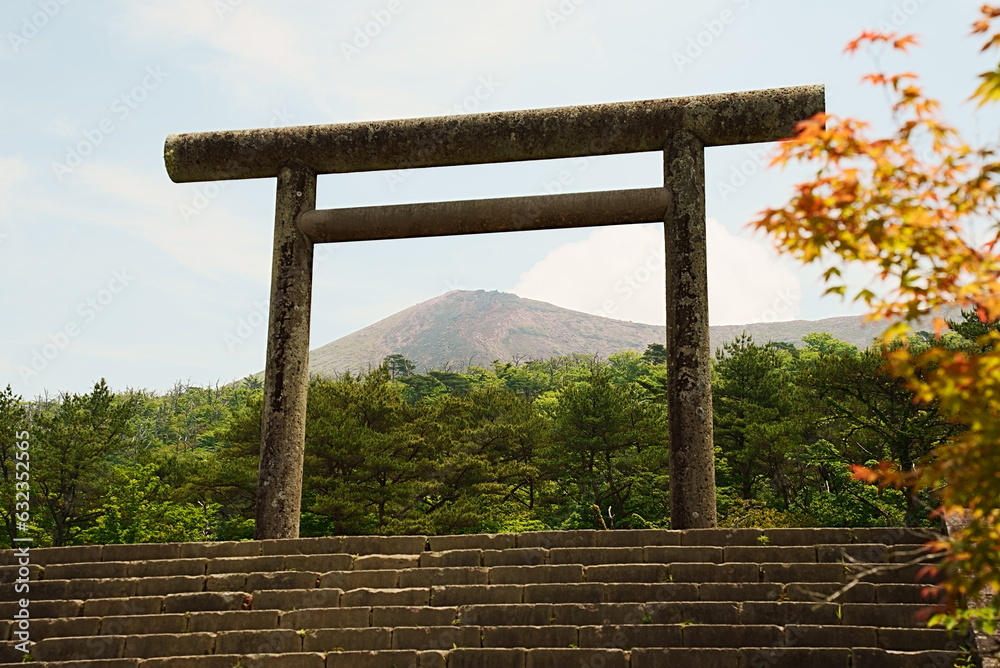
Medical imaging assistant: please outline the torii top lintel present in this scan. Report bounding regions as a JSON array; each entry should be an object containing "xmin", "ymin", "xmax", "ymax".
[{"xmin": 164, "ymin": 85, "xmax": 824, "ymax": 183}]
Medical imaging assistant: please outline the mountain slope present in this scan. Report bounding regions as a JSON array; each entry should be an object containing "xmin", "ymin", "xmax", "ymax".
[{"xmin": 307, "ymin": 290, "xmax": 955, "ymax": 376}]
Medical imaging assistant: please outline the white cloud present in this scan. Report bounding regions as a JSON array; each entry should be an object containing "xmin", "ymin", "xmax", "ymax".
[
  {"xmin": 33, "ymin": 162, "xmax": 272, "ymax": 282},
  {"xmin": 512, "ymin": 220, "xmax": 801, "ymax": 326},
  {"xmin": 123, "ymin": 0, "xmax": 315, "ymax": 86}
]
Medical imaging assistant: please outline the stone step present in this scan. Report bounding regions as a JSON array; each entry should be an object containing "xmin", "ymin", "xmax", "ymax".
[
  {"xmin": 0, "ymin": 529, "xmax": 968, "ymax": 666},
  {"xmin": 1, "ymin": 561, "xmax": 940, "ymax": 605},
  {"xmin": 0, "ymin": 544, "xmax": 933, "ymax": 585},
  {"xmin": 0, "ymin": 623, "xmax": 962, "ymax": 652},
  {"xmin": 0, "ymin": 646, "xmax": 976, "ymax": 667},
  {"xmin": 1, "ymin": 528, "xmax": 939, "ymax": 568}
]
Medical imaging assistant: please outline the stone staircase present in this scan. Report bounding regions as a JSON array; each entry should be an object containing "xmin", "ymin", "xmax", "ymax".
[{"xmin": 0, "ymin": 527, "xmax": 981, "ymax": 667}]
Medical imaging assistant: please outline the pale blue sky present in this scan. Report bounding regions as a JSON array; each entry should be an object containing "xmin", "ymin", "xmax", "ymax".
[{"xmin": 1, "ymin": 0, "xmax": 996, "ymax": 396}]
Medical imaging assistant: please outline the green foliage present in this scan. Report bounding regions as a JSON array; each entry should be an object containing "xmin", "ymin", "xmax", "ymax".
[
  {"xmin": 81, "ymin": 464, "xmax": 217, "ymax": 544},
  {"xmin": 10, "ymin": 331, "xmax": 961, "ymax": 543}
]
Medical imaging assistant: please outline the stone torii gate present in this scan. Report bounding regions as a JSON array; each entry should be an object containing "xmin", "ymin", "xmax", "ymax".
[{"xmin": 164, "ymin": 85, "xmax": 824, "ymax": 540}]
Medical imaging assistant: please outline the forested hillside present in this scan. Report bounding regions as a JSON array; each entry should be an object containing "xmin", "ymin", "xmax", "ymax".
[{"xmin": 0, "ymin": 312, "xmax": 986, "ymax": 547}]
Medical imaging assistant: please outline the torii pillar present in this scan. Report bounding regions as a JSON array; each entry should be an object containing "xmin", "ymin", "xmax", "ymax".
[{"xmin": 164, "ymin": 85, "xmax": 825, "ymax": 538}]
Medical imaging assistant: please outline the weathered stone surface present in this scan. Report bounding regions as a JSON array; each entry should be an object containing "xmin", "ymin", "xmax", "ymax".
[
  {"xmin": 684, "ymin": 623, "xmax": 783, "ymax": 647},
  {"xmin": 162, "ymin": 590, "xmax": 248, "ymax": 613},
  {"xmin": 341, "ymin": 587, "xmax": 429, "ymax": 607},
  {"xmin": 594, "ymin": 529, "xmax": 682, "ymax": 547},
  {"xmin": 392, "ymin": 625, "xmax": 481, "ymax": 650},
  {"xmin": 372, "ymin": 605, "xmax": 457, "ymax": 627},
  {"xmin": 320, "ymin": 569, "xmax": 398, "ymax": 590},
  {"xmin": 83, "ymin": 596, "xmax": 161, "ymax": 616},
  {"xmin": 549, "ymin": 547, "xmax": 642, "ymax": 566},
  {"xmin": 785, "ymin": 624, "xmax": 878, "ymax": 648},
  {"xmin": 280, "ymin": 606, "xmax": 371, "ymax": 629},
  {"xmin": 325, "ymin": 649, "xmax": 421, "ymax": 668},
  {"xmin": 29, "ymin": 616, "xmax": 101, "ymax": 638},
  {"xmin": 32, "ymin": 634, "xmax": 125, "ymax": 661},
  {"xmin": 763, "ymin": 528, "xmax": 855, "ymax": 546},
  {"xmin": 585, "ymin": 563, "xmax": 670, "ymax": 583},
  {"xmin": 578, "ymin": 624, "xmax": 684, "ymax": 648},
  {"xmin": 741, "ymin": 601, "xmax": 842, "ymax": 626},
  {"xmin": 852, "ymin": 648, "xmax": 973, "ymax": 668},
  {"xmin": 523, "ymin": 583, "xmax": 604, "ymax": 604},
  {"xmin": 430, "ymin": 584, "xmax": 522, "ymax": 606},
  {"xmin": 760, "ymin": 562, "xmax": 848, "ymax": 583},
  {"xmin": 784, "ymin": 582, "xmax": 875, "ymax": 603},
  {"xmin": 260, "ymin": 536, "xmax": 344, "ymax": 556},
  {"xmin": 354, "ymin": 554, "xmax": 421, "ymax": 571},
  {"xmin": 245, "ymin": 570, "xmax": 320, "ymax": 592},
  {"xmin": 603, "ymin": 582, "xmax": 697, "ymax": 603},
  {"xmin": 741, "ymin": 647, "xmax": 852, "ymax": 668},
  {"xmin": 420, "ymin": 550, "xmax": 482, "ymax": 568},
  {"xmin": 488, "ymin": 565, "xmax": 583, "ymax": 584},
  {"xmin": 341, "ymin": 535, "xmax": 427, "ymax": 555},
  {"xmin": 102, "ymin": 543, "xmax": 181, "ymax": 562},
  {"xmin": 205, "ymin": 573, "xmax": 247, "ymax": 592},
  {"xmin": 398, "ymin": 566, "xmax": 489, "ymax": 588},
  {"xmin": 817, "ymin": 543, "xmax": 890, "ymax": 564},
  {"xmin": 136, "ymin": 575, "xmax": 205, "ymax": 596},
  {"xmin": 216, "ymin": 628, "xmax": 302, "ymax": 654},
  {"xmin": 631, "ymin": 648, "xmax": 739, "ymax": 668},
  {"xmin": 45, "ymin": 561, "xmax": 129, "ymax": 580},
  {"xmin": 459, "ymin": 603, "xmax": 553, "ymax": 627},
  {"xmin": 699, "ymin": 583, "xmax": 782, "ymax": 602},
  {"xmin": 253, "ymin": 587, "xmax": 342, "ymax": 611},
  {"xmin": 303, "ymin": 626, "xmax": 391, "ymax": 651},
  {"xmin": 282, "ymin": 553, "xmax": 353, "ymax": 572},
  {"xmin": 428, "ymin": 534, "xmax": 515, "ymax": 552},
  {"xmin": 644, "ymin": 546, "xmax": 723, "ymax": 564},
  {"xmin": 127, "ymin": 558, "xmax": 207, "ymax": 578},
  {"xmin": 482, "ymin": 548, "xmax": 547, "ymax": 567},
  {"xmin": 874, "ymin": 583, "xmax": 943, "ymax": 604},
  {"xmin": 644, "ymin": 601, "xmax": 740, "ymax": 625},
  {"xmin": 123, "ymin": 632, "xmax": 215, "ymax": 657},
  {"xmin": 101, "ymin": 614, "xmax": 184, "ymax": 636},
  {"xmin": 188, "ymin": 610, "xmax": 280, "ymax": 632},
  {"xmin": 550, "ymin": 602, "xmax": 645, "ymax": 626},
  {"xmin": 525, "ymin": 647, "xmax": 628, "ymax": 668},
  {"xmin": 515, "ymin": 531, "xmax": 597, "ymax": 549},
  {"xmin": 482, "ymin": 625, "xmax": 577, "ymax": 648},
  {"xmin": 724, "ymin": 546, "xmax": 817, "ymax": 563},
  {"xmin": 165, "ymin": 86, "xmax": 825, "ymax": 183},
  {"xmin": 206, "ymin": 555, "xmax": 285, "ymax": 575},
  {"xmin": 681, "ymin": 528, "xmax": 761, "ymax": 546},
  {"xmin": 26, "ymin": 545, "xmax": 102, "ymax": 566},
  {"xmin": 448, "ymin": 647, "xmax": 525, "ymax": 668},
  {"xmin": 841, "ymin": 603, "xmax": 926, "ymax": 627},
  {"xmin": 179, "ymin": 541, "xmax": 260, "ymax": 559},
  {"xmin": 670, "ymin": 562, "xmax": 758, "ymax": 582}
]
